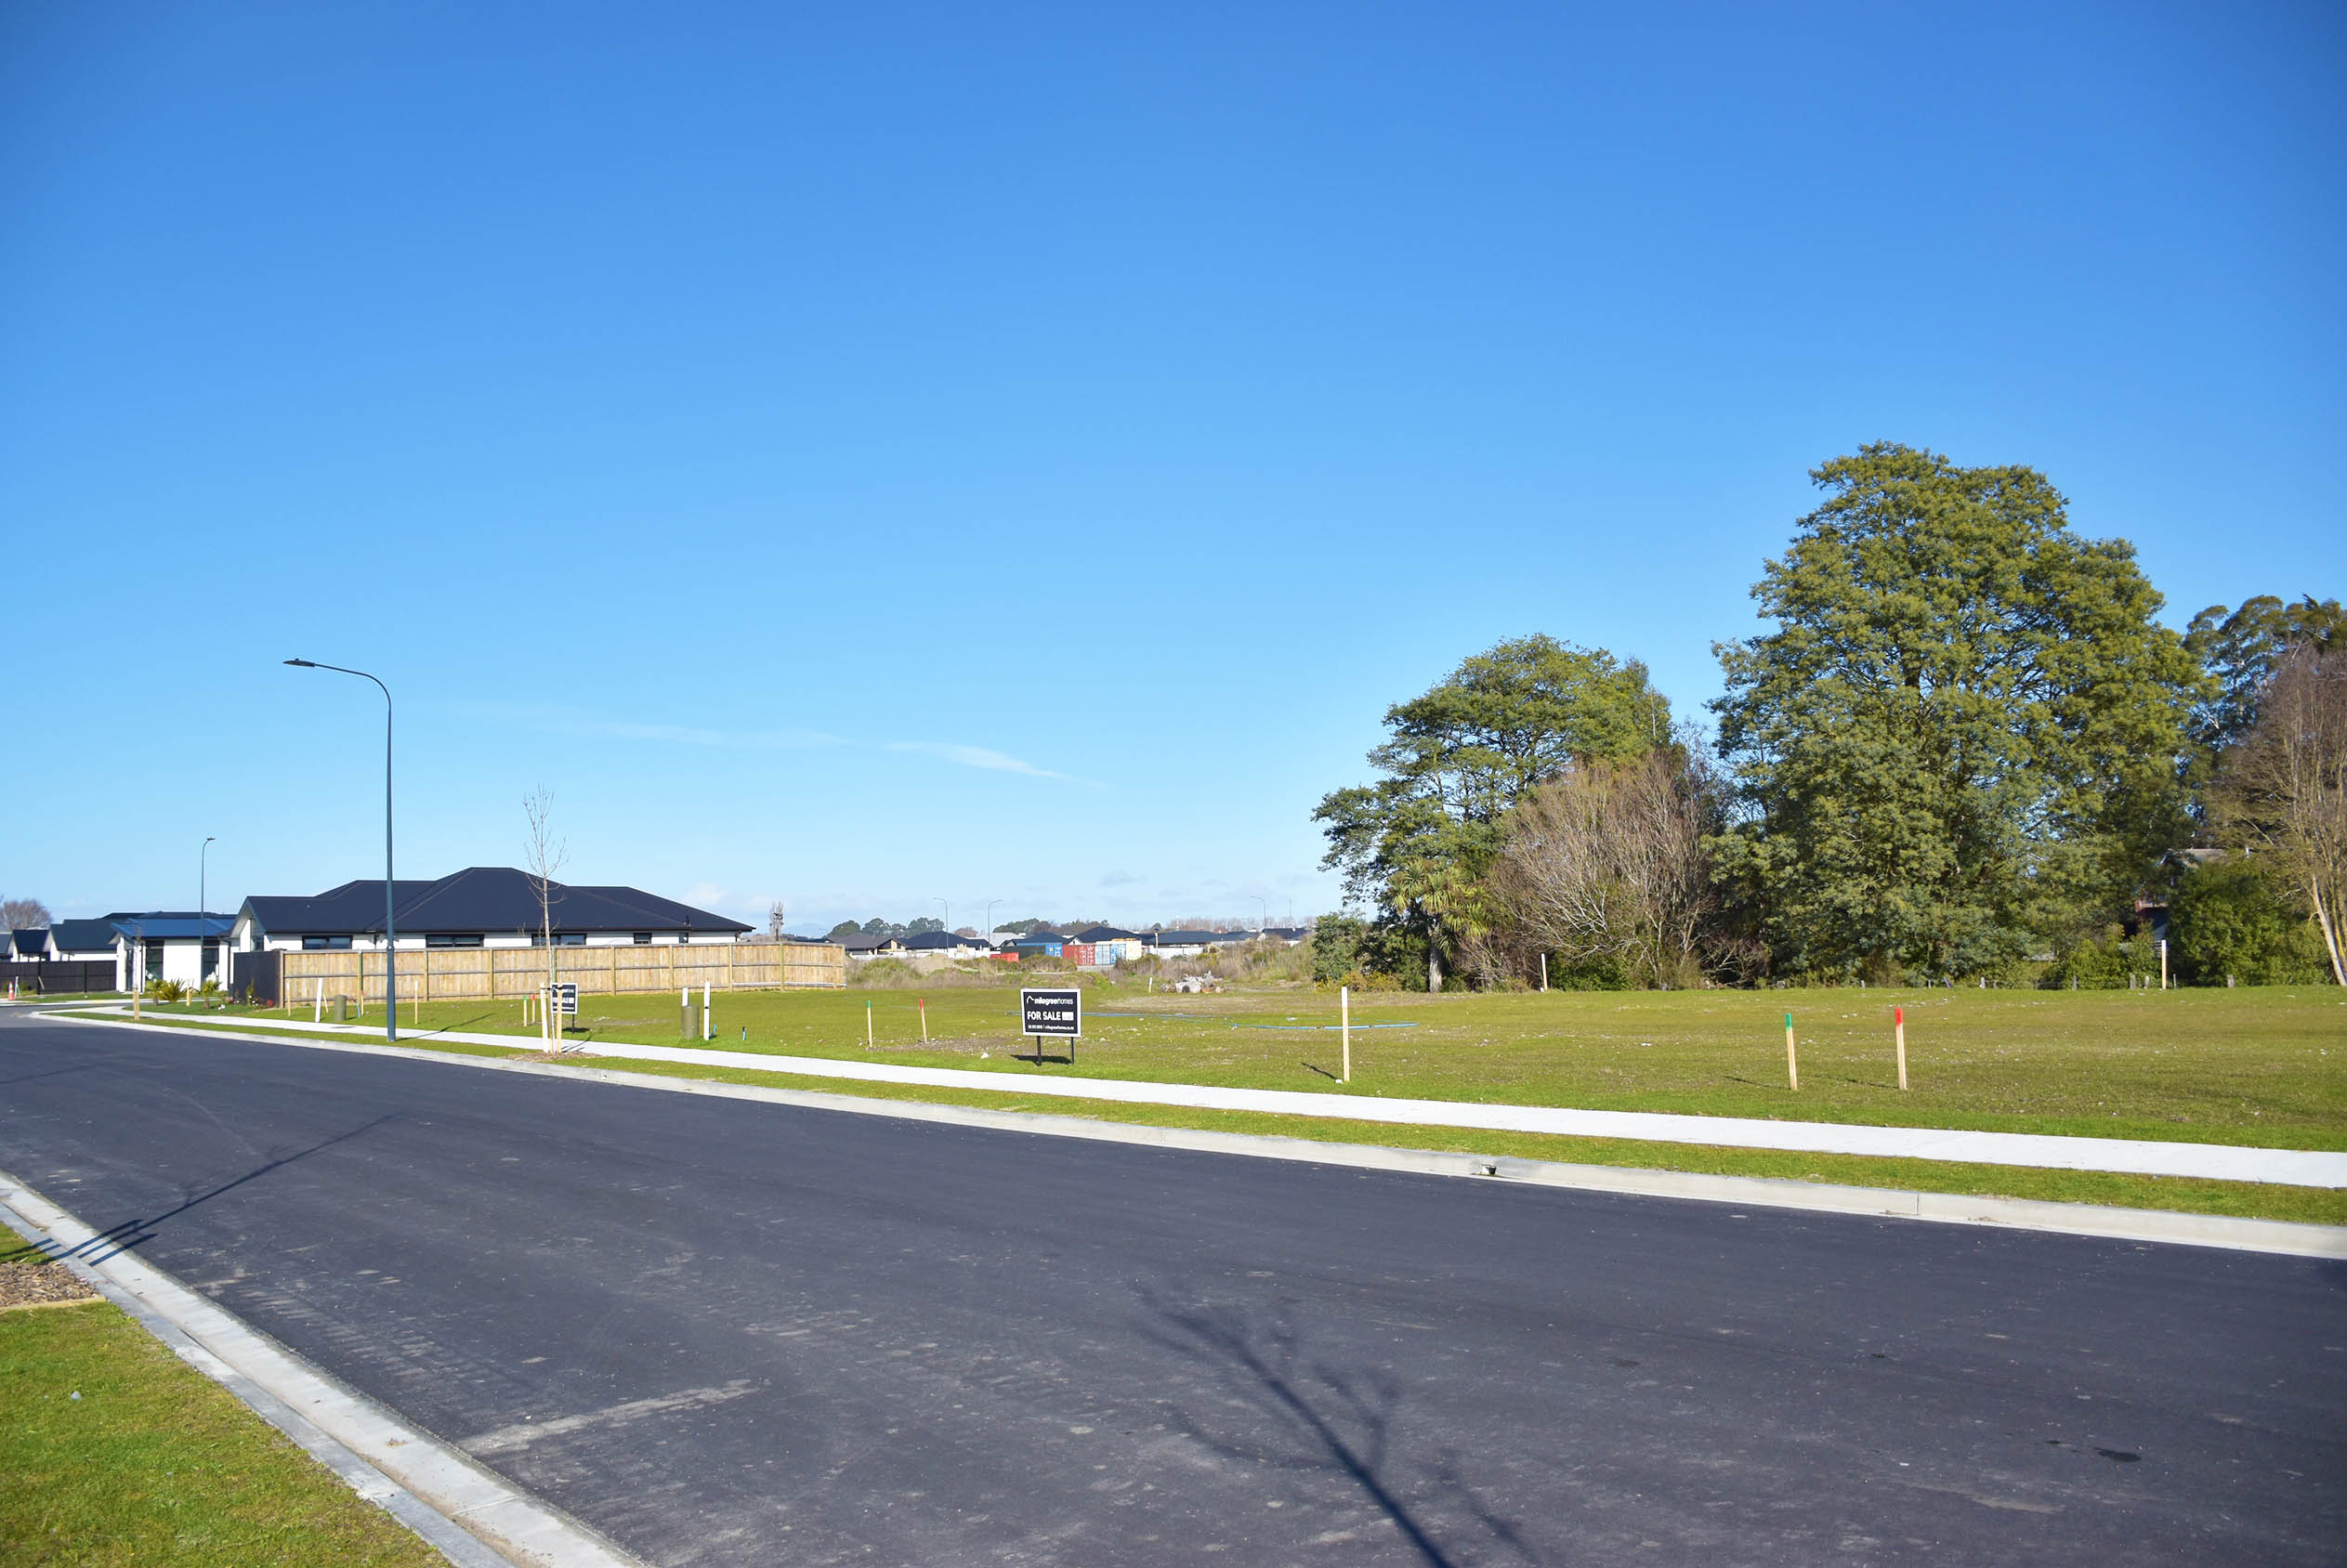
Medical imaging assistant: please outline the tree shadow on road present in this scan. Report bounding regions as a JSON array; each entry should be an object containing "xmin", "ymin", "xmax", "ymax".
[
  {"xmin": 24, "ymin": 1114, "xmax": 401, "ymax": 1266},
  {"xmin": 1135, "ymin": 1284, "xmax": 1546, "ymax": 1567}
]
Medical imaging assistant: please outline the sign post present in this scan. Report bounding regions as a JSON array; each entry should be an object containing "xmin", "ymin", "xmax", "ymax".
[
  {"xmin": 1020, "ymin": 987, "xmax": 1082, "ymax": 1065},
  {"xmin": 546, "ymin": 982, "xmax": 577, "ymax": 1049}
]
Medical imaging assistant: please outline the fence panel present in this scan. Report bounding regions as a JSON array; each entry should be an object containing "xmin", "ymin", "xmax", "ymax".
[
  {"xmin": 0, "ymin": 960, "xmax": 116, "ymax": 995},
  {"xmin": 273, "ymin": 941, "xmax": 844, "ymax": 1005}
]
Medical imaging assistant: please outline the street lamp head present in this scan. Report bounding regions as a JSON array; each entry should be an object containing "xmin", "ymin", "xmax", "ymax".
[{"xmin": 284, "ymin": 658, "xmax": 315, "ymax": 667}]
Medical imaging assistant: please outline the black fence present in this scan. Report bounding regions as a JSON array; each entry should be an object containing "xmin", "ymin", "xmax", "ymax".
[
  {"xmin": 0, "ymin": 960, "xmax": 119, "ymax": 995},
  {"xmin": 229, "ymin": 950, "xmax": 280, "ymax": 1007}
]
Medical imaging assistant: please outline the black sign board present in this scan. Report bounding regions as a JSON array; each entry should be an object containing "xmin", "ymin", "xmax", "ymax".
[
  {"xmin": 1019, "ymin": 987, "xmax": 1081, "ymax": 1039},
  {"xmin": 546, "ymin": 981, "xmax": 579, "ymax": 1015}
]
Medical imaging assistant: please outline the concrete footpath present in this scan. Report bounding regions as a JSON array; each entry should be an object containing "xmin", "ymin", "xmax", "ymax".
[{"xmin": 76, "ymin": 1006, "xmax": 2347, "ymax": 1188}]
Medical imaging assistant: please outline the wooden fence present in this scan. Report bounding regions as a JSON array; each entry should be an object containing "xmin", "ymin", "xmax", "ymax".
[{"xmin": 276, "ymin": 941, "xmax": 844, "ymax": 1005}]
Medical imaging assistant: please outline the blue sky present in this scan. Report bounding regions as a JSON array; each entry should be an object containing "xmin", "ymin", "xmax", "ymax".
[{"xmin": 5, "ymin": 1, "xmax": 2340, "ymax": 933}]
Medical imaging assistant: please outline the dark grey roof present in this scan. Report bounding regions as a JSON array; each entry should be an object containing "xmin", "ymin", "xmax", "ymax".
[
  {"xmin": 1071, "ymin": 925, "xmax": 1140, "ymax": 943},
  {"xmin": 49, "ymin": 917, "xmax": 125, "ymax": 954},
  {"xmin": 1146, "ymin": 930, "xmax": 1220, "ymax": 944},
  {"xmin": 837, "ymin": 933, "xmax": 889, "ymax": 952},
  {"xmin": 9, "ymin": 929, "xmax": 49, "ymax": 958},
  {"xmin": 241, "ymin": 868, "xmax": 750, "ymax": 937},
  {"xmin": 900, "ymin": 930, "xmax": 990, "ymax": 950},
  {"xmin": 111, "ymin": 913, "xmax": 236, "ymax": 941}
]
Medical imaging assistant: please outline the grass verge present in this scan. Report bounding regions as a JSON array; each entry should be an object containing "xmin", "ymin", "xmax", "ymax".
[
  {"xmin": 0, "ymin": 1251, "xmax": 445, "ymax": 1567},
  {"xmin": 94, "ymin": 1013, "xmax": 2347, "ymax": 1227},
  {"xmin": 136, "ymin": 983, "xmax": 2347, "ymax": 1150}
]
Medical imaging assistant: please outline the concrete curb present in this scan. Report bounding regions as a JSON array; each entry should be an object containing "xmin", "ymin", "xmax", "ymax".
[
  {"xmin": 56, "ymin": 1012, "xmax": 2347, "ymax": 1261},
  {"xmin": 72, "ymin": 1005, "xmax": 2347, "ymax": 1187},
  {"xmin": 0, "ymin": 1169, "xmax": 649, "ymax": 1568}
]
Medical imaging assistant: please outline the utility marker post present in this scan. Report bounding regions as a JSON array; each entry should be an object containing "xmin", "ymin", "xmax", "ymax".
[
  {"xmin": 701, "ymin": 981, "xmax": 712, "ymax": 1041},
  {"xmin": 920, "ymin": 997, "xmax": 928, "ymax": 1043},
  {"xmin": 1784, "ymin": 1011, "xmax": 1799, "ymax": 1091},
  {"xmin": 2159, "ymin": 939, "xmax": 2170, "ymax": 991},
  {"xmin": 865, "ymin": 1001, "xmax": 872, "ymax": 1048},
  {"xmin": 1894, "ymin": 1005, "xmax": 1908, "ymax": 1091},
  {"xmin": 1340, "ymin": 986, "xmax": 1351, "ymax": 1083},
  {"xmin": 1539, "ymin": 953, "xmax": 1548, "ymax": 992}
]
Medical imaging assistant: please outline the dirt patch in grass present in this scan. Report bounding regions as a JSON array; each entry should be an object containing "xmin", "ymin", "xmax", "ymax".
[{"xmin": 0, "ymin": 1250, "xmax": 99, "ymax": 1311}]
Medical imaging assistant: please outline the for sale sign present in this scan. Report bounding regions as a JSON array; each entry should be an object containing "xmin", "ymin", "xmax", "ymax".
[
  {"xmin": 547, "ymin": 982, "xmax": 578, "ymax": 1015},
  {"xmin": 1019, "ymin": 987, "xmax": 1081, "ymax": 1039}
]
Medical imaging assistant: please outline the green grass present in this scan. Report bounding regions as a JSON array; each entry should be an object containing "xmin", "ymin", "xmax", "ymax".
[
  {"xmin": 108, "ymin": 1010, "xmax": 2347, "ymax": 1226},
  {"xmin": 0, "ymin": 1288, "xmax": 445, "ymax": 1567},
  {"xmin": 158, "ymin": 982, "xmax": 2347, "ymax": 1149}
]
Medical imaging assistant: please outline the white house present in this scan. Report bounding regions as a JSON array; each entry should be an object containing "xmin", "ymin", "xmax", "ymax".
[{"xmin": 109, "ymin": 913, "xmax": 236, "ymax": 991}]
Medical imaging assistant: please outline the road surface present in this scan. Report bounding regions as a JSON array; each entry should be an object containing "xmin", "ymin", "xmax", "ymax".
[{"xmin": 1, "ymin": 1012, "xmax": 2338, "ymax": 1566}]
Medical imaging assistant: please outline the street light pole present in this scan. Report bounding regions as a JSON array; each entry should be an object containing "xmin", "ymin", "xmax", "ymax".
[
  {"xmin": 935, "ymin": 897, "xmax": 949, "ymax": 936},
  {"xmin": 286, "ymin": 660, "xmax": 397, "ymax": 1042},
  {"xmin": 199, "ymin": 836, "xmax": 215, "ymax": 988},
  {"xmin": 984, "ymin": 899, "xmax": 1001, "ymax": 944},
  {"xmin": 1252, "ymin": 895, "xmax": 1268, "ymax": 933}
]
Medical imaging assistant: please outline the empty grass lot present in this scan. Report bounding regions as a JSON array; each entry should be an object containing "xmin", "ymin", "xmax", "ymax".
[
  {"xmin": 174, "ymin": 982, "xmax": 2346, "ymax": 1149},
  {"xmin": 0, "ymin": 1260, "xmax": 443, "ymax": 1567}
]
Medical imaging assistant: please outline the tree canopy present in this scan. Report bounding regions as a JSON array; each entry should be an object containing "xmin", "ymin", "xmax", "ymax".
[
  {"xmin": 1315, "ymin": 634, "xmax": 1671, "ymax": 987},
  {"xmin": 2186, "ymin": 595, "xmax": 2344, "ymax": 751},
  {"xmin": 1711, "ymin": 442, "xmax": 2206, "ymax": 980}
]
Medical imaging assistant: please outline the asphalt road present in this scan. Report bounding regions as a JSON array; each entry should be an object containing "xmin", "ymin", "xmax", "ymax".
[{"xmin": 1, "ymin": 1013, "xmax": 2340, "ymax": 1567}]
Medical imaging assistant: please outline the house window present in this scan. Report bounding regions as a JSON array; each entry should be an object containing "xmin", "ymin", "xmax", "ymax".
[
  {"xmin": 633, "ymin": 932, "xmax": 652, "ymax": 946},
  {"xmin": 530, "ymin": 932, "xmax": 586, "ymax": 947},
  {"xmin": 675, "ymin": 933, "xmax": 692, "ymax": 945},
  {"xmin": 426, "ymin": 934, "xmax": 484, "ymax": 949},
  {"xmin": 303, "ymin": 934, "xmax": 354, "ymax": 951}
]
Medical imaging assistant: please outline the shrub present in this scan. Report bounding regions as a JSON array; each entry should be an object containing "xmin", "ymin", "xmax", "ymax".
[
  {"xmin": 1308, "ymin": 915, "xmax": 1365, "ymax": 986},
  {"xmin": 2170, "ymin": 858, "xmax": 2331, "ymax": 986}
]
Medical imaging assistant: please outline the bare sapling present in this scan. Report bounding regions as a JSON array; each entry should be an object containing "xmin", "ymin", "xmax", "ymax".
[{"xmin": 524, "ymin": 787, "xmax": 570, "ymax": 1047}]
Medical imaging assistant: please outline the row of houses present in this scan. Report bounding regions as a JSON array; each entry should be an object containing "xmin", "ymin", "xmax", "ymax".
[
  {"xmin": 6, "ymin": 869, "xmax": 1312, "ymax": 993},
  {"xmin": 839, "ymin": 924, "xmax": 1310, "ymax": 966},
  {"xmin": 5, "ymin": 867, "xmax": 754, "ymax": 993}
]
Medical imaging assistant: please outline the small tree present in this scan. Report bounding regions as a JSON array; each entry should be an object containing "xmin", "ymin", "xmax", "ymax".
[
  {"xmin": 1, "ymin": 897, "xmax": 52, "ymax": 932},
  {"xmin": 767, "ymin": 901, "xmax": 787, "ymax": 940},
  {"xmin": 1484, "ymin": 744, "xmax": 1731, "ymax": 988},
  {"xmin": 523, "ymin": 787, "xmax": 569, "ymax": 1041},
  {"xmin": 2211, "ymin": 644, "xmax": 2347, "ymax": 985}
]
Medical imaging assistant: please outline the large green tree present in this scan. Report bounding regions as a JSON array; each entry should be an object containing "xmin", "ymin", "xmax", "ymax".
[
  {"xmin": 1315, "ymin": 634, "xmax": 1670, "ymax": 989},
  {"xmin": 1711, "ymin": 443, "xmax": 2206, "ymax": 980},
  {"xmin": 2185, "ymin": 595, "xmax": 2344, "ymax": 751}
]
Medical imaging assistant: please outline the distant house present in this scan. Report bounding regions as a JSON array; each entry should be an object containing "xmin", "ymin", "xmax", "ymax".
[
  {"xmin": 1069, "ymin": 925, "xmax": 1145, "ymax": 963},
  {"xmin": 1011, "ymin": 928, "xmax": 1067, "ymax": 959},
  {"xmin": 50, "ymin": 918, "xmax": 130, "ymax": 963},
  {"xmin": 2134, "ymin": 847, "xmax": 2231, "ymax": 945},
  {"xmin": 230, "ymin": 867, "xmax": 751, "ymax": 955},
  {"xmin": 898, "ymin": 930, "xmax": 996, "ymax": 960},
  {"xmin": 1142, "ymin": 930, "xmax": 1216, "ymax": 959},
  {"xmin": 7, "ymin": 929, "xmax": 49, "ymax": 961},
  {"xmin": 836, "ymin": 933, "xmax": 893, "ymax": 960},
  {"xmin": 111, "ymin": 912, "xmax": 238, "ymax": 990},
  {"xmin": 1261, "ymin": 927, "xmax": 1311, "ymax": 947}
]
